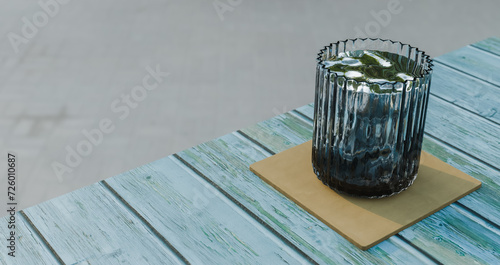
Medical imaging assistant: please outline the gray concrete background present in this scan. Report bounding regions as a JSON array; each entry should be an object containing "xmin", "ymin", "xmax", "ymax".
[{"xmin": 1, "ymin": 0, "xmax": 499, "ymax": 215}]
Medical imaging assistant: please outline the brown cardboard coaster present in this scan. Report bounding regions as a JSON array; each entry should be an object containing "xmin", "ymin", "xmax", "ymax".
[{"xmin": 249, "ymin": 140, "xmax": 481, "ymax": 250}]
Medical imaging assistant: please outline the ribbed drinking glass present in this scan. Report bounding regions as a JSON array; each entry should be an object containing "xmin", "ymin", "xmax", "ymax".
[{"xmin": 312, "ymin": 38, "xmax": 433, "ymax": 198}]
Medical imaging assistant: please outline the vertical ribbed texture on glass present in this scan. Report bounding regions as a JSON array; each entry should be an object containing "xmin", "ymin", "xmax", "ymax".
[{"xmin": 312, "ymin": 39, "xmax": 433, "ymax": 198}]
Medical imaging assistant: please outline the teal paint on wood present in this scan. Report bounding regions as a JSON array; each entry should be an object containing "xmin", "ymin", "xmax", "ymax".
[
  {"xmin": 104, "ymin": 156, "xmax": 311, "ymax": 265},
  {"xmin": 177, "ymin": 133, "xmax": 437, "ymax": 265},
  {"xmin": 296, "ymin": 103, "xmax": 500, "ymax": 224},
  {"xmin": 0, "ymin": 213, "xmax": 61, "ymax": 265},
  {"xmin": 264, "ymin": 104, "xmax": 500, "ymax": 264},
  {"xmin": 436, "ymin": 45, "xmax": 500, "ymax": 87},
  {"xmin": 22, "ymin": 183, "xmax": 185, "ymax": 265},
  {"xmin": 240, "ymin": 113, "xmax": 312, "ymax": 152},
  {"xmin": 295, "ymin": 103, "xmax": 314, "ymax": 120},
  {"xmin": 398, "ymin": 204, "xmax": 500, "ymax": 264},
  {"xmin": 431, "ymin": 63, "xmax": 500, "ymax": 123},
  {"xmin": 425, "ymin": 96, "xmax": 500, "ymax": 168},
  {"xmin": 421, "ymin": 136, "xmax": 500, "ymax": 224},
  {"xmin": 472, "ymin": 37, "xmax": 500, "ymax": 56},
  {"xmin": 7, "ymin": 37, "xmax": 500, "ymax": 265}
]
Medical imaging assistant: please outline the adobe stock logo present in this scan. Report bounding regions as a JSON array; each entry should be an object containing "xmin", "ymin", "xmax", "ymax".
[
  {"xmin": 7, "ymin": 0, "xmax": 71, "ymax": 54},
  {"xmin": 213, "ymin": 0, "xmax": 243, "ymax": 21},
  {"xmin": 354, "ymin": 0, "xmax": 410, "ymax": 38}
]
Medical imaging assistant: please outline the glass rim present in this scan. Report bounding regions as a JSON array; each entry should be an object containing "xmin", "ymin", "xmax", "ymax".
[{"xmin": 317, "ymin": 38, "xmax": 434, "ymax": 87}]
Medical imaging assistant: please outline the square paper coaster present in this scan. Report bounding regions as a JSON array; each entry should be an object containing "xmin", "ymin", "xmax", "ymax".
[{"xmin": 249, "ymin": 140, "xmax": 481, "ymax": 250}]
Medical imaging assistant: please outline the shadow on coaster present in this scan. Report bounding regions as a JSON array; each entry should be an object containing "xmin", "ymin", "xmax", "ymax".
[{"xmin": 249, "ymin": 140, "xmax": 481, "ymax": 250}]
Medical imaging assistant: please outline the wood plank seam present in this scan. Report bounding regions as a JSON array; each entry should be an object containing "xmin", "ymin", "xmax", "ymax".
[
  {"xmin": 294, "ymin": 106, "xmax": 500, "ymax": 231},
  {"xmin": 290, "ymin": 110, "xmax": 313, "ymax": 124},
  {"xmin": 293, "ymin": 108, "xmax": 500, "ymax": 230},
  {"xmin": 424, "ymin": 133, "xmax": 500, "ymax": 173},
  {"xmin": 236, "ymin": 130, "xmax": 276, "ymax": 155},
  {"xmin": 234, "ymin": 132, "xmax": 279, "ymax": 157},
  {"xmin": 180, "ymin": 132, "xmax": 439, "ymax": 264},
  {"xmin": 21, "ymin": 180, "xmax": 188, "ymax": 264},
  {"xmin": 394, "ymin": 235, "xmax": 444, "ymax": 265},
  {"xmin": 296, "ymin": 104, "xmax": 500, "ymax": 220},
  {"xmin": 296, "ymin": 105, "xmax": 499, "ymax": 175},
  {"xmin": 99, "ymin": 181, "xmax": 191, "ymax": 265},
  {"xmin": 453, "ymin": 202, "xmax": 500, "ymax": 232},
  {"xmin": 470, "ymin": 44, "xmax": 500, "ymax": 57},
  {"xmin": 469, "ymin": 44, "xmax": 500, "ymax": 60},
  {"xmin": 433, "ymin": 60, "xmax": 500, "ymax": 90},
  {"xmin": 234, "ymin": 129, "xmax": 443, "ymax": 261},
  {"xmin": 388, "ymin": 236, "xmax": 443, "ymax": 265},
  {"xmin": 293, "ymin": 109, "xmax": 500, "ymax": 174},
  {"xmin": 167, "ymin": 156, "xmax": 315, "ymax": 264},
  {"xmin": 429, "ymin": 93, "xmax": 500, "ymax": 127},
  {"xmin": 284, "ymin": 110, "xmax": 317, "ymax": 127},
  {"xmin": 18, "ymin": 211, "xmax": 66, "ymax": 265},
  {"xmin": 240, "ymin": 109, "xmax": 500, "ymax": 263},
  {"xmin": 171, "ymin": 154, "xmax": 320, "ymax": 265}
]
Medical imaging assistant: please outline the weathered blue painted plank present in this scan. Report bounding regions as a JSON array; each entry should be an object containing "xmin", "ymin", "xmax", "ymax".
[
  {"xmin": 177, "ymin": 133, "xmax": 439, "ymax": 265},
  {"xmin": 398, "ymin": 203, "xmax": 500, "ymax": 264},
  {"xmin": 425, "ymin": 96, "xmax": 500, "ymax": 168},
  {"xmin": 294, "ymin": 103, "xmax": 500, "ymax": 224},
  {"xmin": 241, "ymin": 109, "xmax": 500, "ymax": 264},
  {"xmin": 0, "ymin": 213, "xmax": 61, "ymax": 265},
  {"xmin": 239, "ymin": 113, "xmax": 312, "ymax": 152},
  {"xmin": 12, "ymin": 37, "xmax": 499, "ymax": 265},
  {"xmin": 22, "ymin": 183, "xmax": 185, "ymax": 265},
  {"xmin": 295, "ymin": 103, "xmax": 314, "ymax": 121},
  {"xmin": 104, "ymin": 156, "xmax": 311, "ymax": 265},
  {"xmin": 471, "ymin": 37, "xmax": 500, "ymax": 56},
  {"xmin": 422, "ymin": 136, "xmax": 500, "ymax": 224},
  {"xmin": 436, "ymin": 45, "xmax": 500, "ymax": 87},
  {"xmin": 431, "ymin": 62, "xmax": 499, "ymax": 123}
]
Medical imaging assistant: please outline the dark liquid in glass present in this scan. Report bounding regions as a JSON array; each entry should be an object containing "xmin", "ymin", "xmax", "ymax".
[{"xmin": 313, "ymin": 50, "xmax": 429, "ymax": 198}]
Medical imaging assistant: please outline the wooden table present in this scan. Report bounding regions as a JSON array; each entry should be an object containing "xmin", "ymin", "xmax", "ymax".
[{"xmin": 2, "ymin": 38, "xmax": 499, "ymax": 265}]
